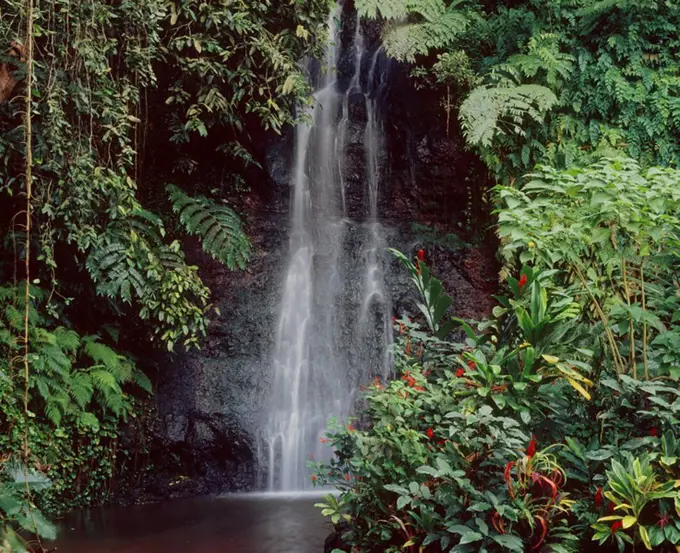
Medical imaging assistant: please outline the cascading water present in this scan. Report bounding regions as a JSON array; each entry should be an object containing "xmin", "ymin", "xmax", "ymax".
[{"xmin": 265, "ymin": 7, "xmax": 393, "ymax": 492}]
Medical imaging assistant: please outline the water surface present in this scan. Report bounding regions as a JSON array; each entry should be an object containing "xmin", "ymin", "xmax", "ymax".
[{"xmin": 54, "ymin": 493, "xmax": 330, "ymax": 553}]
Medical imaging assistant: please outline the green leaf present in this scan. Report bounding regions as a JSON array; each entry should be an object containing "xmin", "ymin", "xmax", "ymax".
[{"xmin": 492, "ymin": 534, "xmax": 524, "ymax": 552}]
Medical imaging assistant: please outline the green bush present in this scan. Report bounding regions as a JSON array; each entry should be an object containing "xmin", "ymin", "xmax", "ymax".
[
  {"xmin": 0, "ymin": 286, "xmax": 152, "ymax": 517},
  {"xmin": 314, "ymin": 242, "xmax": 680, "ymax": 552}
]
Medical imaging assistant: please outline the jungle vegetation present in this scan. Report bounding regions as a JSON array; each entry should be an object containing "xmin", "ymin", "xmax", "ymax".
[
  {"xmin": 1, "ymin": 0, "xmax": 680, "ymax": 551},
  {"xmin": 314, "ymin": 1, "xmax": 680, "ymax": 552}
]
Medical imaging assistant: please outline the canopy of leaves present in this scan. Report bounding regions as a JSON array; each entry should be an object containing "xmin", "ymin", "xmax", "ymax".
[
  {"xmin": 360, "ymin": 0, "xmax": 680, "ymax": 181},
  {"xmin": 0, "ymin": 0, "xmax": 328, "ymax": 350}
]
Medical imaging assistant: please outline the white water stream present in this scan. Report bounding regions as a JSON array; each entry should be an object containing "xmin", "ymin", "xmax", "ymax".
[{"xmin": 264, "ymin": 9, "xmax": 393, "ymax": 491}]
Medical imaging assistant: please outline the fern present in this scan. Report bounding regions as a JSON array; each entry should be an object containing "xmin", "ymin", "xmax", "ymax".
[
  {"xmin": 82, "ymin": 337, "xmax": 125, "ymax": 373},
  {"xmin": 355, "ymin": 0, "xmax": 410, "ymax": 19},
  {"xmin": 133, "ymin": 369, "xmax": 153, "ymax": 394},
  {"xmin": 69, "ymin": 372, "xmax": 95, "ymax": 409},
  {"xmin": 381, "ymin": 11, "xmax": 469, "ymax": 63},
  {"xmin": 167, "ymin": 184, "xmax": 251, "ymax": 270},
  {"xmin": 459, "ymin": 84, "xmax": 558, "ymax": 147}
]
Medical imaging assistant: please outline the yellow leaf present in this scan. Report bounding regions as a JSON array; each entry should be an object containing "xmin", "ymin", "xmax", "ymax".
[
  {"xmin": 622, "ymin": 516, "xmax": 637, "ymax": 529},
  {"xmin": 567, "ymin": 377, "xmax": 591, "ymax": 400},
  {"xmin": 296, "ymin": 25, "xmax": 309, "ymax": 39},
  {"xmin": 614, "ymin": 503, "xmax": 632, "ymax": 511},
  {"xmin": 542, "ymin": 354, "xmax": 560, "ymax": 364},
  {"xmin": 639, "ymin": 525, "xmax": 652, "ymax": 550},
  {"xmin": 597, "ymin": 516, "xmax": 622, "ymax": 523}
]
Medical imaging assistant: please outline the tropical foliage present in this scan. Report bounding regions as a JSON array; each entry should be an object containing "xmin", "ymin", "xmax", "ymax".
[
  {"xmin": 316, "ymin": 232, "xmax": 680, "ymax": 551},
  {"xmin": 357, "ymin": 0, "xmax": 680, "ymax": 182},
  {"xmin": 0, "ymin": 0, "xmax": 329, "ymax": 545}
]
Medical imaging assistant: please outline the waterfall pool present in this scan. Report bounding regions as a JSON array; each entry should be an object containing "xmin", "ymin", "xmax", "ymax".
[{"xmin": 52, "ymin": 493, "xmax": 330, "ymax": 553}]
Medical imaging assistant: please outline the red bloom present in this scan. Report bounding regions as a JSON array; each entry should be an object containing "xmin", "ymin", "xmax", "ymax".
[
  {"xmin": 455, "ymin": 368, "xmax": 465, "ymax": 378},
  {"xmin": 417, "ymin": 249, "xmax": 425, "ymax": 262},
  {"xmin": 595, "ymin": 487, "xmax": 603, "ymax": 509},
  {"xmin": 347, "ymin": 424, "xmax": 355, "ymax": 432},
  {"xmin": 344, "ymin": 473, "xmax": 351, "ymax": 481},
  {"xmin": 608, "ymin": 501, "xmax": 616, "ymax": 514},
  {"xmin": 504, "ymin": 461, "xmax": 515, "ymax": 485},
  {"xmin": 650, "ymin": 427, "xmax": 658, "ymax": 437},
  {"xmin": 611, "ymin": 520, "xmax": 623, "ymax": 534},
  {"xmin": 504, "ymin": 461, "xmax": 516, "ymax": 498},
  {"xmin": 527, "ymin": 435, "xmax": 537, "ymax": 458},
  {"xmin": 310, "ymin": 475, "xmax": 317, "ymax": 482},
  {"xmin": 426, "ymin": 428, "xmax": 434, "ymax": 439},
  {"xmin": 467, "ymin": 360, "xmax": 476, "ymax": 371},
  {"xmin": 519, "ymin": 274, "xmax": 528, "ymax": 288}
]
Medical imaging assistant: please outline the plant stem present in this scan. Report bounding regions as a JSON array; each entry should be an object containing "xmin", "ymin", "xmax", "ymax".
[
  {"xmin": 573, "ymin": 264, "xmax": 625, "ymax": 375},
  {"xmin": 622, "ymin": 256, "xmax": 637, "ymax": 379},
  {"xmin": 640, "ymin": 261, "xmax": 649, "ymax": 380}
]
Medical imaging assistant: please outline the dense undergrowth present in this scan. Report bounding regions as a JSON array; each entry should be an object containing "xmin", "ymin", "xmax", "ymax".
[
  {"xmin": 1, "ymin": 0, "xmax": 680, "ymax": 551},
  {"xmin": 315, "ymin": 157, "xmax": 680, "ymax": 552},
  {"xmin": 1, "ymin": 0, "xmax": 329, "ymax": 549},
  {"xmin": 313, "ymin": 3, "xmax": 680, "ymax": 551}
]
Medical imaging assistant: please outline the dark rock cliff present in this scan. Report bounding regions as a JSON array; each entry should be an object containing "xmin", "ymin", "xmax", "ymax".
[{"xmin": 139, "ymin": 7, "xmax": 497, "ymax": 500}]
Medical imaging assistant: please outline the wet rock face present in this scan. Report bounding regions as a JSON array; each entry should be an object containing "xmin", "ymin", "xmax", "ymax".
[{"xmin": 147, "ymin": 9, "xmax": 497, "ymax": 498}]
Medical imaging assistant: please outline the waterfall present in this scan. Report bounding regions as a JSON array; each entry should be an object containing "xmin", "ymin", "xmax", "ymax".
[{"xmin": 265, "ymin": 7, "xmax": 392, "ymax": 492}]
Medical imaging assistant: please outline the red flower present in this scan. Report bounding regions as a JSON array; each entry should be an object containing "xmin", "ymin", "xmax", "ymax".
[
  {"xmin": 608, "ymin": 501, "xmax": 616, "ymax": 514},
  {"xmin": 504, "ymin": 461, "xmax": 515, "ymax": 485},
  {"xmin": 455, "ymin": 368, "xmax": 465, "ymax": 378},
  {"xmin": 519, "ymin": 274, "xmax": 528, "ymax": 288},
  {"xmin": 595, "ymin": 487, "xmax": 603, "ymax": 509},
  {"xmin": 467, "ymin": 360, "xmax": 476, "ymax": 371},
  {"xmin": 391, "ymin": 316, "xmax": 397, "ymax": 323},
  {"xmin": 417, "ymin": 249, "xmax": 425, "ymax": 262},
  {"xmin": 504, "ymin": 461, "xmax": 516, "ymax": 498},
  {"xmin": 426, "ymin": 428, "xmax": 434, "ymax": 439},
  {"xmin": 611, "ymin": 520, "xmax": 623, "ymax": 534},
  {"xmin": 527, "ymin": 435, "xmax": 537, "ymax": 458},
  {"xmin": 310, "ymin": 475, "xmax": 317, "ymax": 483},
  {"xmin": 344, "ymin": 473, "xmax": 351, "ymax": 481},
  {"xmin": 658, "ymin": 512, "xmax": 670, "ymax": 529},
  {"xmin": 650, "ymin": 427, "xmax": 658, "ymax": 437},
  {"xmin": 347, "ymin": 424, "xmax": 355, "ymax": 432}
]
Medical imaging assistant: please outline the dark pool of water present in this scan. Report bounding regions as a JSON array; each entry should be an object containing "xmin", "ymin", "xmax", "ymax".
[{"xmin": 52, "ymin": 492, "xmax": 331, "ymax": 553}]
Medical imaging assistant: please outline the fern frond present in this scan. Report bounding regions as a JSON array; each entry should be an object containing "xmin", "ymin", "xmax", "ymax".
[
  {"xmin": 355, "ymin": 0, "xmax": 409, "ymax": 19},
  {"xmin": 133, "ymin": 369, "xmax": 153, "ymax": 394},
  {"xmin": 382, "ymin": 11, "xmax": 469, "ymax": 63},
  {"xmin": 34, "ymin": 344, "xmax": 72, "ymax": 378},
  {"xmin": 167, "ymin": 185, "xmax": 251, "ymax": 269},
  {"xmin": 90, "ymin": 369, "xmax": 120, "ymax": 392},
  {"xmin": 70, "ymin": 372, "xmax": 95, "ymax": 408},
  {"xmin": 82, "ymin": 337, "xmax": 124, "ymax": 372},
  {"xmin": 459, "ymin": 84, "xmax": 558, "ymax": 147},
  {"xmin": 45, "ymin": 403, "xmax": 62, "ymax": 426},
  {"xmin": 54, "ymin": 327, "xmax": 81, "ymax": 355}
]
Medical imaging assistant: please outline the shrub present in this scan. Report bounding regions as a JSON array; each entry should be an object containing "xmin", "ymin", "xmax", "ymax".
[{"xmin": 315, "ymin": 241, "xmax": 680, "ymax": 552}]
